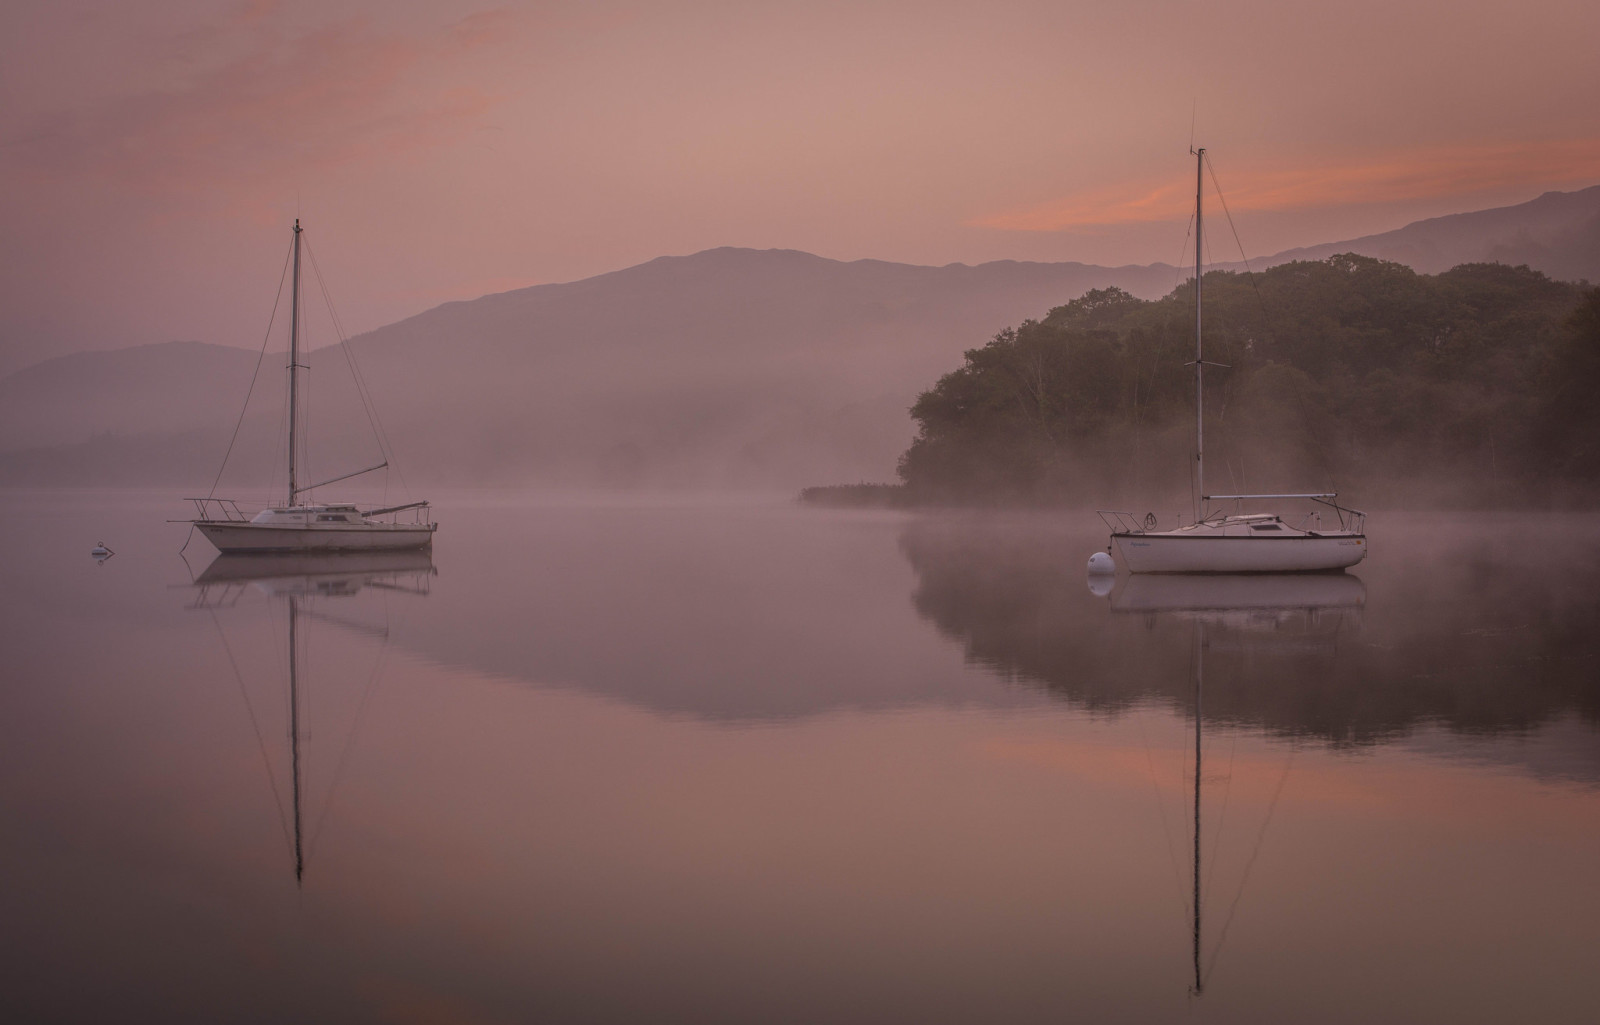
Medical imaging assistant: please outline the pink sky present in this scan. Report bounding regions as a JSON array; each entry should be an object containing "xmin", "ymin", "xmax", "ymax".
[{"xmin": 3, "ymin": 0, "xmax": 1598, "ymax": 373}]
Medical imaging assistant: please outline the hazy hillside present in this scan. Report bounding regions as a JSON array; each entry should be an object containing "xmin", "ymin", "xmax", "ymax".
[
  {"xmin": 0, "ymin": 249, "xmax": 1179, "ymax": 490},
  {"xmin": 1261, "ymin": 185, "xmax": 1600, "ymax": 282},
  {"xmin": 0, "ymin": 341, "xmax": 259, "ymax": 451},
  {"xmin": 2, "ymin": 184, "xmax": 1596, "ymax": 492}
]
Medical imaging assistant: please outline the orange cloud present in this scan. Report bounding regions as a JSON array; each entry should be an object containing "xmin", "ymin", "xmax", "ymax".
[{"xmin": 974, "ymin": 138, "xmax": 1600, "ymax": 231}]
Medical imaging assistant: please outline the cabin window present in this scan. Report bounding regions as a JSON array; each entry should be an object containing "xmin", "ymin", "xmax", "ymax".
[
  {"xmin": 317, "ymin": 514, "xmax": 348, "ymax": 522},
  {"xmin": 1250, "ymin": 523, "xmax": 1283, "ymax": 531}
]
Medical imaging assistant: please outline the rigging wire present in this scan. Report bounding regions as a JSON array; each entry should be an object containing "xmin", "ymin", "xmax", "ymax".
[
  {"xmin": 1136, "ymin": 705, "xmax": 1194, "ymax": 920},
  {"xmin": 1172, "ymin": 211, "xmax": 1196, "ymax": 295},
  {"xmin": 1203, "ymin": 152, "xmax": 1270, "ymax": 325},
  {"xmin": 1205, "ymin": 686, "xmax": 1241, "ymax": 899},
  {"xmin": 1203, "ymin": 742, "xmax": 1298, "ymax": 988},
  {"xmin": 181, "ymin": 239, "xmax": 293, "ymax": 551},
  {"xmin": 306, "ymin": 598, "xmax": 399, "ymax": 857},
  {"xmin": 210, "ymin": 609, "xmax": 296, "ymax": 864},
  {"xmin": 303, "ymin": 237, "xmax": 415, "ymax": 503},
  {"xmin": 204, "ymin": 240, "xmax": 293, "ymax": 500},
  {"xmin": 1195, "ymin": 153, "xmax": 1261, "ymax": 498},
  {"xmin": 1204, "ymin": 152, "xmax": 1339, "ymax": 491}
]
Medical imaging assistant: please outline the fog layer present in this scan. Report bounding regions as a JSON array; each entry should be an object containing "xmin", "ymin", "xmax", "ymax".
[{"xmin": 2, "ymin": 186, "xmax": 1597, "ymax": 494}]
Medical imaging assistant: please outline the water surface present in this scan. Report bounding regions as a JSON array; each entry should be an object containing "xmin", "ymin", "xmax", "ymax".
[{"xmin": 2, "ymin": 492, "xmax": 1597, "ymax": 1023}]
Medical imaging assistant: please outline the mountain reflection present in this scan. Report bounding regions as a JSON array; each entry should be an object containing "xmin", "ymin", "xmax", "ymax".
[{"xmin": 900, "ymin": 516, "xmax": 1600, "ymax": 748}]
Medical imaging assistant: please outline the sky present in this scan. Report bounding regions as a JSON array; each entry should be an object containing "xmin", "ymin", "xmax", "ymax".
[{"xmin": 3, "ymin": 0, "xmax": 1598, "ymax": 374}]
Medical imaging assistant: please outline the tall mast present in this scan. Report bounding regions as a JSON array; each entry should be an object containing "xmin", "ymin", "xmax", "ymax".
[
  {"xmin": 1194, "ymin": 149, "xmax": 1205, "ymax": 517},
  {"xmin": 287, "ymin": 220, "xmax": 303, "ymax": 508}
]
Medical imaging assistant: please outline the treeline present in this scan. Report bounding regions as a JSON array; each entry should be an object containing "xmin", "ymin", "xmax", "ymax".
[
  {"xmin": 796, "ymin": 483, "xmax": 911, "ymax": 508},
  {"xmin": 896, "ymin": 255, "xmax": 1600, "ymax": 506}
]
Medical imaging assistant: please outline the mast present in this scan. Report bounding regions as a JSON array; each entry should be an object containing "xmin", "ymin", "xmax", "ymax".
[
  {"xmin": 1194, "ymin": 149, "xmax": 1205, "ymax": 519},
  {"xmin": 288, "ymin": 594, "xmax": 304, "ymax": 884},
  {"xmin": 287, "ymin": 220, "xmax": 303, "ymax": 508}
]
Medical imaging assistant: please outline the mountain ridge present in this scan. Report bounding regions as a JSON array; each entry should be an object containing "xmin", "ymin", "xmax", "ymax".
[
  {"xmin": 1258, "ymin": 184, "xmax": 1600, "ymax": 281},
  {"xmin": 3, "ymin": 184, "xmax": 1596, "ymax": 490}
]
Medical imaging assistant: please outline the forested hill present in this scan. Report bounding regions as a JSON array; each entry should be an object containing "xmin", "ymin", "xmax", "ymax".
[{"xmin": 896, "ymin": 255, "xmax": 1600, "ymax": 506}]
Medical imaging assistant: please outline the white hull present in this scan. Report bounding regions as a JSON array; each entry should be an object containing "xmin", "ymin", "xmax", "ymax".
[
  {"xmin": 1112, "ymin": 531, "xmax": 1365, "ymax": 573},
  {"xmin": 195, "ymin": 549, "xmax": 436, "ymax": 584},
  {"xmin": 196, "ymin": 521, "xmax": 435, "ymax": 553}
]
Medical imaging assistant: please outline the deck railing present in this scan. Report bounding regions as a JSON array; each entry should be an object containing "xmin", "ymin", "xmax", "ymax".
[{"xmin": 186, "ymin": 497, "xmax": 250, "ymax": 521}]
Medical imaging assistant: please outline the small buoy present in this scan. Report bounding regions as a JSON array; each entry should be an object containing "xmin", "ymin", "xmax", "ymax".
[
  {"xmin": 1087, "ymin": 551, "xmax": 1114, "ymax": 575},
  {"xmin": 90, "ymin": 541, "xmax": 114, "ymax": 560}
]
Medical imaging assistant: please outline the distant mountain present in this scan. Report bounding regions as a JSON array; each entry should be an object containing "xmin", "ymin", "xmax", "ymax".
[
  {"xmin": 0, "ymin": 250, "xmax": 1179, "ymax": 489},
  {"xmin": 2, "ymin": 184, "xmax": 1596, "ymax": 491},
  {"xmin": 1260, "ymin": 185, "xmax": 1600, "ymax": 282},
  {"xmin": 0, "ymin": 341, "xmax": 258, "ymax": 451}
]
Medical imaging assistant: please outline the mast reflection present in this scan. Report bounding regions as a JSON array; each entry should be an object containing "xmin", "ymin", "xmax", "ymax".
[
  {"xmin": 1103, "ymin": 571, "xmax": 1364, "ymax": 995},
  {"xmin": 188, "ymin": 551, "xmax": 435, "ymax": 883}
]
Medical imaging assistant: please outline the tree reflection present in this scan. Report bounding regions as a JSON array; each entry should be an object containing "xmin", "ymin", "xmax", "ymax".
[{"xmin": 900, "ymin": 516, "xmax": 1600, "ymax": 747}]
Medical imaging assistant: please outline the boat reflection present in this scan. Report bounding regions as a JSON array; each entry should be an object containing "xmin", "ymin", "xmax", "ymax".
[
  {"xmin": 187, "ymin": 550, "xmax": 434, "ymax": 883},
  {"xmin": 1109, "ymin": 572, "xmax": 1365, "ymax": 654},
  {"xmin": 192, "ymin": 549, "xmax": 436, "ymax": 603},
  {"xmin": 1099, "ymin": 572, "xmax": 1364, "ymax": 996},
  {"xmin": 1108, "ymin": 571, "xmax": 1365, "ymax": 615}
]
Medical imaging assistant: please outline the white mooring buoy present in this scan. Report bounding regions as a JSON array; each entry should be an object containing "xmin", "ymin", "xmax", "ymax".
[{"xmin": 1086, "ymin": 551, "xmax": 1114, "ymax": 575}]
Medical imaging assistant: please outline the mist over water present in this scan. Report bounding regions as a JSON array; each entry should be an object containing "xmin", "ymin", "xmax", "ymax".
[
  {"xmin": 6, "ymin": 3, "xmax": 1598, "ymax": 1016},
  {"xmin": 3, "ymin": 491, "xmax": 1598, "ymax": 1023}
]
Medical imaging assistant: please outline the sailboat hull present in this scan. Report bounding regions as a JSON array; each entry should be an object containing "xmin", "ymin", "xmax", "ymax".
[
  {"xmin": 1112, "ymin": 532, "xmax": 1366, "ymax": 573},
  {"xmin": 196, "ymin": 521, "xmax": 436, "ymax": 553}
]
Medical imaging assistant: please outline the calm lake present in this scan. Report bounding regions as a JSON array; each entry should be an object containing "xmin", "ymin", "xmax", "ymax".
[{"xmin": 3, "ymin": 491, "xmax": 1598, "ymax": 1023}]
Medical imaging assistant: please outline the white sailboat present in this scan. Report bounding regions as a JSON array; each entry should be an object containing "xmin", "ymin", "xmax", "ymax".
[
  {"xmin": 188, "ymin": 221, "xmax": 436, "ymax": 553},
  {"xmin": 1100, "ymin": 150, "xmax": 1366, "ymax": 574}
]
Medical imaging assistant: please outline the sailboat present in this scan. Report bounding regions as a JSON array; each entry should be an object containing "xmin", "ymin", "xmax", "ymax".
[
  {"xmin": 1100, "ymin": 150, "xmax": 1366, "ymax": 574},
  {"xmin": 188, "ymin": 221, "xmax": 436, "ymax": 553}
]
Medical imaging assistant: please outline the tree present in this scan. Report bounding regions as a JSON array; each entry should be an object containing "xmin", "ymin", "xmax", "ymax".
[{"xmin": 896, "ymin": 256, "xmax": 1588, "ymax": 504}]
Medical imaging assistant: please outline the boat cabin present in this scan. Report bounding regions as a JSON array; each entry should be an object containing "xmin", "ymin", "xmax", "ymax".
[
  {"xmin": 250, "ymin": 504, "xmax": 366, "ymax": 526},
  {"xmin": 1176, "ymin": 513, "xmax": 1322, "ymax": 537}
]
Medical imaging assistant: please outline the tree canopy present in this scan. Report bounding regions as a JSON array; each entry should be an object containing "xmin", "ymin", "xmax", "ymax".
[{"xmin": 897, "ymin": 255, "xmax": 1596, "ymax": 506}]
